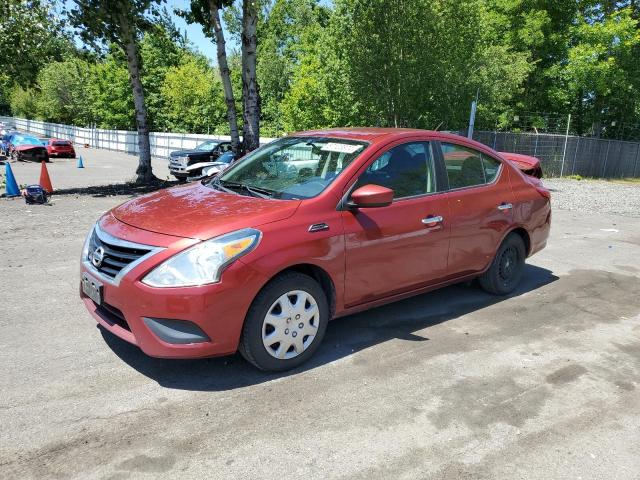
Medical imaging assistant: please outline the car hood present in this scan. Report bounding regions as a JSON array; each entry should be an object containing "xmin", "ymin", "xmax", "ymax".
[
  {"xmin": 170, "ymin": 149, "xmax": 211, "ymax": 157},
  {"xmin": 15, "ymin": 144, "xmax": 45, "ymax": 151},
  {"xmin": 110, "ymin": 183, "xmax": 300, "ymax": 240}
]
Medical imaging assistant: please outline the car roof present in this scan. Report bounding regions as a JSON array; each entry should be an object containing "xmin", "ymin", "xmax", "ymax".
[{"xmin": 292, "ymin": 127, "xmax": 495, "ymax": 152}]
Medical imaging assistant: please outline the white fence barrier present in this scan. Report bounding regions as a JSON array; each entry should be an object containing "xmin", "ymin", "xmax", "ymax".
[{"xmin": 1, "ymin": 117, "xmax": 276, "ymax": 159}]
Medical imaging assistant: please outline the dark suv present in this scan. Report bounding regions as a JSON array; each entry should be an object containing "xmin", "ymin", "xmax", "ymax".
[{"xmin": 169, "ymin": 140, "xmax": 233, "ymax": 181}]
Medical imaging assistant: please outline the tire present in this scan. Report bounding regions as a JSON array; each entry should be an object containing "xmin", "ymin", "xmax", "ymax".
[
  {"xmin": 479, "ymin": 233, "xmax": 526, "ymax": 295},
  {"xmin": 239, "ymin": 272, "xmax": 329, "ymax": 372}
]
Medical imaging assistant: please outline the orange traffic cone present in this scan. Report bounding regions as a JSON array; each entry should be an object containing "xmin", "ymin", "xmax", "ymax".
[{"xmin": 39, "ymin": 161, "xmax": 53, "ymax": 193}]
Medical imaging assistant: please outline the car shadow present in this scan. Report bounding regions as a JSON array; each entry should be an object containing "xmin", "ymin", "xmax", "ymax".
[
  {"xmin": 101, "ymin": 264, "xmax": 558, "ymax": 391},
  {"xmin": 55, "ymin": 180, "xmax": 180, "ymax": 198}
]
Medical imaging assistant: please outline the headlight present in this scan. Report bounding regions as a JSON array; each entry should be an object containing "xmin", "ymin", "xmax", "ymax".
[
  {"xmin": 81, "ymin": 225, "xmax": 95, "ymax": 261},
  {"xmin": 142, "ymin": 228, "xmax": 261, "ymax": 287}
]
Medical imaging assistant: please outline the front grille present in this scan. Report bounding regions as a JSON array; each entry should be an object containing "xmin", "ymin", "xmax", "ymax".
[
  {"xmin": 88, "ymin": 229, "xmax": 152, "ymax": 279},
  {"xmin": 169, "ymin": 156, "xmax": 188, "ymax": 167},
  {"xmin": 96, "ymin": 303, "xmax": 131, "ymax": 331}
]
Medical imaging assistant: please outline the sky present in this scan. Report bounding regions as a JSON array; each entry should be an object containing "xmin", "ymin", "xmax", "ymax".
[
  {"xmin": 167, "ymin": 0, "xmax": 233, "ymax": 64},
  {"xmin": 62, "ymin": 0, "xmax": 234, "ymax": 64}
]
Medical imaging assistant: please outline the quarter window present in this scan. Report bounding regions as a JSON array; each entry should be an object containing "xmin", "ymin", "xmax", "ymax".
[
  {"xmin": 355, "ymin": 142, "xmax": 436, "ymax": 198},
  {"xmin": 482, "ymin": 155, "xmax": 501, "ymax": 183},
  {"xmin": 442, "ymin": 143, "xmax": 501, "ymax": 189}
]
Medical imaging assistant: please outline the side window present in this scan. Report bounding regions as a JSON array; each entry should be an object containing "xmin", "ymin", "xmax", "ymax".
[
  {"xmin": 481, "ymin": 155, "xmax": 501, "ymax": 182},
  {"xmin": 355, "ymin": 142, "xmax": 436, "ymax": 198},
  {"xmin": 442, "ymin": 143, "xmax": 500, "ymax": 189}
]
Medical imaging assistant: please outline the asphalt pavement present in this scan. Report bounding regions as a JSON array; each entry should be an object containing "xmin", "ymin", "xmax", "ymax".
[{"xmin": 1, "ymin": 150, "xmax": 639, "ymax": 479}]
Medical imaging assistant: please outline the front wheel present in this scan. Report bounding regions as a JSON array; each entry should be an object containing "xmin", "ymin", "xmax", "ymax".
[
  {"xmin": 239, "ymin": 272, "xmax": 329, "ymax": 371},
  {"xmin": 479, "ymin": 233, "xmax": 526, "ymax": 295}
]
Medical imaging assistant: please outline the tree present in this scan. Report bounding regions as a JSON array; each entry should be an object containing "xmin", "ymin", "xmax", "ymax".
[
  {"xmin": 67, "ymin": 0, "xmax": 163, "ymax": 183},
  {"xmin": 258, "ymin": 0, "xmax": 331, "ymax": 135},
  {"xmin": 178, "ymin": 0, "xmax": 241, "ymax": 152},
  {"xmin": 0, "ymin": 74, "xmax": 13, "ymax": 115},
  {"xmin": 564, "ymin": 6, "xmax": 640, "ymax": 137},
  {"xmin": 88, "ymin": 50, "xmax": 136, "ymax": 130},
  {"xmin": 36, "ymin": 59, "xmax": 93, "ymax": 126},
  {"xmin": 139, "ymin": 21, "xmax": 191, "ymax": 131},
  {"xmin": 160, "ymin": 57, "xmax": 227, "ymax": 133},
  {"xmin": 9, "ymin": 85, "xmax": 38, "ymax": 119},
  {"xmin": 241, "ymin": 0, "xmax": 260, "ymax": 151},
  {"xmin": 322, "ymin": 0, "xmax": 530, "ymax": 130},
  {"xmin": 0, "ymin": 1, "xmax": 73, "ymax": 88}
]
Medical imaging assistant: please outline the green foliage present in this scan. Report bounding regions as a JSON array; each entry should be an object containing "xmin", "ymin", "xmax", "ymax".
[
  {"xmin": 36, "ymin": 59, "xmax": 94, "ymax": 126},
  {"xmin": 160, "ymin": 57, "xmax": 227, "ymax": 133},
  {"xmin": 0, "ymin": 1, "xmax": 75, "ymax": 88},
  {"xmin": 139, "ymin": 24, "xmax": 193, "ymax": 130},
  {"xmin": 88, "ymin": 51, "xmax": 136, "ymax": 129},
  {"xmin": 258, "ymin": 0, "xmax": 331, "ymax": 135},
  {"xmin": 6, "ymin": 0, "xmax": 640, "ymax": 143},
  {"xmin": 9, "ymin": 85, "xmax": 39, "ymax": 119},
  {"xmin": 67, "ymin": 0, "xmax": 164, "ymax": 49},
  {"xmin": 0, "ymin": 74, "xmax": 13, "ymax": 115},
  {"xmin": 563, "ymin": 6, "xmax": 640, "ymax": 136}
]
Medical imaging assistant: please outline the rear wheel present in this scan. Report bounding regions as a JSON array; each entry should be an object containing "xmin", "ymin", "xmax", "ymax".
[
  {"xmin": 239, "ymin": 272, "xmax": 329, "ymax": 371},
  {"xmin": 479, "ymin": 233, "xmax": 526, "ymax": 295}
]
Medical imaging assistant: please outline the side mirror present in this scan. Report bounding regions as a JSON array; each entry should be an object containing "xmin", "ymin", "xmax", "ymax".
[{"xmin": 348, "ymin": 184, "xmax": 394, "ymax": 208}]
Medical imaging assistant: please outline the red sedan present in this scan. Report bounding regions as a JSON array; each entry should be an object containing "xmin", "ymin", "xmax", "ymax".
[
  {"xmin": 80, "ymin": 129, "xmax": 550, "ymax": 371},
  {"xmin": 43, "ymin": 138, "xmax": 76, "ymax": 158}
]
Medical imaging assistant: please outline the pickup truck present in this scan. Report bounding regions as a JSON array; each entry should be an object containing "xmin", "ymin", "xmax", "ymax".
[{"xmin": 168, "ymin": 140, "xmax": 233, "ymax": 181}]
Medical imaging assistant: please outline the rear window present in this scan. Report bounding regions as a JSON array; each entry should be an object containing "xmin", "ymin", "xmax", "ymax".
[
  {"xmin": 442, "ymin": 143, "xmax": 502, "ymax": 189},
  {"xmin": 53, "ymin": 141, "xmax": 71, "ymax": 146}
]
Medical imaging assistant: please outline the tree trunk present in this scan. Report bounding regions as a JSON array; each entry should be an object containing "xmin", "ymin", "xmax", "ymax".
[
  {"xmin": 208, "ymin": 0, "xmax": 240, "ymax": 154},
  {"xmin": 241, "ymin": 0, "xmax": 260, "ymax": 153},
  {"xmin": 121, "ymin": 21, "xmax": 155, "ymax": 184}
]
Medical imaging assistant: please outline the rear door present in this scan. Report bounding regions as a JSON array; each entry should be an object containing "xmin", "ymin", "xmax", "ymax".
[
  {"xmin": 440, "ymin": 142, "xmax": 515, "ymax": 276},
  {"xmin": 342, "ymin": 140, "xmax": 451, "ymax": 306}
]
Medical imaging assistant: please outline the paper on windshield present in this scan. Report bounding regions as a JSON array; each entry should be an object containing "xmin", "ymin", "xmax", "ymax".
[{"xmin": 320, "ymin": 142, "xmax": 363, "ymax": 154}]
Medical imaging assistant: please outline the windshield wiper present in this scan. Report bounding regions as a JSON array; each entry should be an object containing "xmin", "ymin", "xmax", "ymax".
[
  {"xmin": 210, "ymin": 180, "xmax": 235, "ymax": 195},
  {"xmin": 219, "ymin": 180, "xmax": 275, "ymax": 199}
]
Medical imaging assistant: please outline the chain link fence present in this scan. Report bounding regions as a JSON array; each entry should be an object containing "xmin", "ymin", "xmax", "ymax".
[
  {"xmin": 471, "ymin": 131, "xmax": 640, "ymax": 178},
  {"xmin": 4, "ymin": 116, "xmax": 639, "ymax": 178}
]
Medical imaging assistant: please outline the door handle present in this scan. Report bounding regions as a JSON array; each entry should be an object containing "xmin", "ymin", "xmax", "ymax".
[
  {"xmin": 497, "ymin": 203, "xmax": 513, "ymax": 211},
  {"xmin": 422, "ymin": 215, "xmax": 443, "ymax": 226}
]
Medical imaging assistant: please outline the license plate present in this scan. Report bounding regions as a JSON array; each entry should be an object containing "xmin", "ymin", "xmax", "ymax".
[{"xmin": 82, "ymin": 273, "xmax": 103, "ymax": 305}]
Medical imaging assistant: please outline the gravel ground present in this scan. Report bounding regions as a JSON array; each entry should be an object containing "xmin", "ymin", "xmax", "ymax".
[
  {"xmin": 2, "ymin": 149, "xmax": 640, "ymax": 479},
  {"xmin": 544, "ymin": 178, "xmax": 640, "ymax": 217}
]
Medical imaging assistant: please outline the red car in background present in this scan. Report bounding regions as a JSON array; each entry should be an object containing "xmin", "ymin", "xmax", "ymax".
[
  {"xmin": 43, "ymin": 139, "xmax": 76, "ymax": 158},
  {"xmin": 80, "ymin": 128, "xmax": 551, "ymax": 371}
]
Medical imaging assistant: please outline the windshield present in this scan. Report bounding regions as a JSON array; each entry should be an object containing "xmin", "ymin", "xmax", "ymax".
[
  {"xmin": 196, "ymin": 140, "xmax": 219, "ymax": 151},
  {"xmin": 15, "ymin": 136, "xmax": 43, "ymax": 146},
  {"xmin": 215, "ymin": 136, "xmax": 368, "ymax": 200},
  {"xmin": 217, "ymin": 151, "xmax": 234, "ymax": 164}
]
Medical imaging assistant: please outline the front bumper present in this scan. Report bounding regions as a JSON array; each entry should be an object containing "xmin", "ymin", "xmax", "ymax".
[
  {"xmin": 17, "ymin": 150, "xmax": 48, "ymax": 161},
  {"xmin": 79, "ymin": 217, "xmax": 267, "ymax": 359},
  {"xmin": 169, "ymin": 157, "xmax": 189, "ymax": 175}
]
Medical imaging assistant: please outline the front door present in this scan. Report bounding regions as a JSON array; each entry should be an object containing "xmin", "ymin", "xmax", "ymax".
[{"xmin": 342, "ymin": 141, "xmax": 451, "ymax": 306}]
